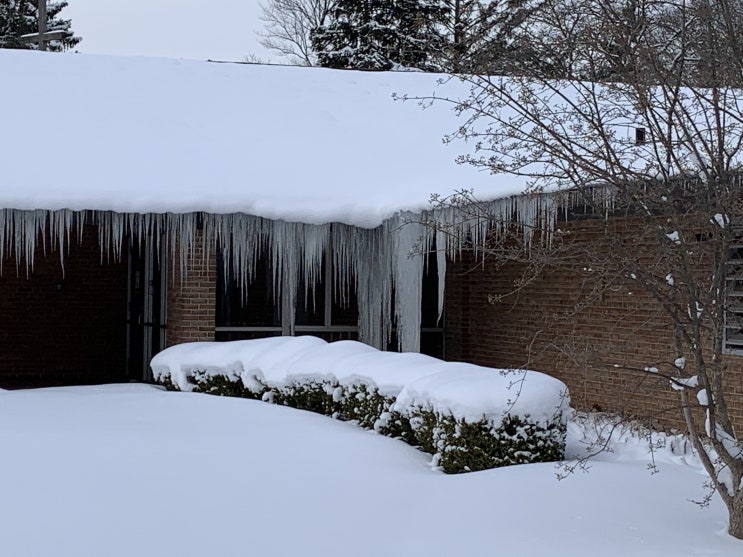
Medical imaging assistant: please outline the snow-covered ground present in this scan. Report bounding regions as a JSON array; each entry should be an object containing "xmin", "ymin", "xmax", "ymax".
[{"xmin": 0, "ymin": 384, "xmax": 739, "ymax": 556}]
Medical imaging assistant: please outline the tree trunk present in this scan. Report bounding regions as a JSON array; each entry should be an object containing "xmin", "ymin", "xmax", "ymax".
[{"xmin": 729, "ymin": 492, "xmax": 743, "ymax": 539}]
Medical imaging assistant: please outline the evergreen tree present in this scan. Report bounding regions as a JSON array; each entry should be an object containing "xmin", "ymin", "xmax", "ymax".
[
  {"xmin": 311, "ymin": 0, "xmax": 447, "ymax": 71},
  {"xmin": 0, "ymin": 0, "xmax": 80, "ymax": 52},
  {"xmin": 439, "ymin": 0, "xmax": 543, "ymax": 74}
]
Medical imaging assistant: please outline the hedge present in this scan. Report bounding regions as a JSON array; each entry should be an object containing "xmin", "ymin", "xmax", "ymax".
[{"xmin": 159, "ymin": 369, "xmax": 567, "ymax": 474}]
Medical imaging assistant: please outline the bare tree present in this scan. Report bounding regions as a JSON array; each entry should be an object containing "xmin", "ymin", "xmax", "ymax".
[
  {"xmin": 257, "ymin": 0, "xmax": 335, "ymax": 66},
  {"xmin": 504, "ymin": 0, "xmax": 681, "ymax": 80},
  {"xmin": 408, "ymin": 0, "xmax": 743, "ymax": 538}
]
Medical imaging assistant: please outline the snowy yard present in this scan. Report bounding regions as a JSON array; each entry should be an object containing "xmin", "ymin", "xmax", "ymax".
[{"xmin": 0, "ymin": 384, "xmax": 739, "ymax": 557}]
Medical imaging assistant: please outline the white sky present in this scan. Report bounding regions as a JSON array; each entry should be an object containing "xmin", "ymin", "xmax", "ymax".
[{"xmin": 64, "ymin": 0, "xmax": 273, "ymax": 62}]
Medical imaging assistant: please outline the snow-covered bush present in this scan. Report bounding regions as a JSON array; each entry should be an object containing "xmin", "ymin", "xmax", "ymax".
[
  {"xmin": 269, "ymin": 378, "xmax": 338, "ymax": 416},
  {"xmin": 190, "ymin": 371, "xmax": 263, "ymax": 399},
  {"xmin": 151, "ymin": 337, "xmax": 570, "ymax": 473},
  {"xmin": 336, "ymin": 382, "xmax": 394, "ymax": 429},
  {"xmin": 402, "ymin": 409, "xmax": 566, "ymax": 473},
  {"xmin": 390, "ymin": 364, "xmax": 569, "ymax": 472},
  {"xmin": 180, "ymin": 370, "xmax": 398, "ymax": 434}
]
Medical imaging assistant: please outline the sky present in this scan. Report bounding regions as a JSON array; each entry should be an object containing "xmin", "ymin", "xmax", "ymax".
[{"xmin": 64, "ymin": 0, "xmax": 273, "ymax": 62}]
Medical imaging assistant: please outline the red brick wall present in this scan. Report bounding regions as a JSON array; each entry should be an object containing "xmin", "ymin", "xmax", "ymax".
[
  {"xmin": 0, "ymin": 226, "xmax": 128, "ymax": 388},
  {"xmin": 166, "ymin": 234, "xmax": 216, "ymax": 345},
  {"xmin": 444, "ymin": 217, "xmax": 743, "ymax": 432}
]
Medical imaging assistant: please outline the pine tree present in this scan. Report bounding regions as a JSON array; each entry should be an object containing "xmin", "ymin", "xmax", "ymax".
[
  {"xmin": 0, "ymin": 0, "xmax": 81, "ymax": 52},
  {"xmin": 439, "ymin": 0, "xmax": 543, "ymax": 73},
  {"xmin": 310, "ymin": 0, "xmax": 447, "ymax": 71}
]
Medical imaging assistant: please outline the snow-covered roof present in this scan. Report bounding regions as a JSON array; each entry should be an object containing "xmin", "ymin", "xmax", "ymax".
[{"xmin": 0, "ymin": 50, "xmax": 516, "ymax": 228}]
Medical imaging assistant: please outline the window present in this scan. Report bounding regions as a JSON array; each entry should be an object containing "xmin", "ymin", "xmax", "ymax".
[
  {"xmin": 294, "ymin": 255, "xmax": 360, "ymax": 341},
  {"xmin": 216, "ymin": 250, "xmax": 359, "ymax": 343},
  {"xmin": 724, "ymin": 226, "xmax": 743, "ymax": 353},
  {"xmin": 216, "ymin": 252, "xmax": 281, "ymax": 341},
  {"xmin": 215, "ymin": 242, "xmax": 444, "ymax": 358}
]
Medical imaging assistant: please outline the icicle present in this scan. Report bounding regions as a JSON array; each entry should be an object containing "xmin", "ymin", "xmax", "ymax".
[
  {"xmin": 390, "ymin": 212, "xmax": 425, "ymax": 352},
  {"xmin": 0, "ymin": 210, "xmax": 5, "ymax": 275},
  {"xmin": 267, "ymin": 220, "xmax": 297, "ymax": 333},
  {"xmin": 13, "ymin": 209, "xmax": 45, "ymax": 276},
  {"xmin": 39, "ymin": 210, "xmax": 48, "ymax": 257},
  {"xmin": 113, "ymin": 211, "xmax": 125, "ymax": 262},
  {"xmin": 328, "ymin": 223, "xmax": 355, "ymax": 307},
  {"xmin": 96, "ymin": 211, "xmax": 108, "ymax": 264},
  {"xmin": 432, "ymin": 206, "xmax": 454, "ymax": 324},
  {"xmin": 331, "ymin": 223, "xmax": 354, "ymax": 310},
  {"xmin": 169, "ymin": 212, "xmax": 199, "ymax": 285},
  {"xmin": 48, "ymin": 209, "xmax": 73, "ymax": 277},
  {"xmin": 353, "ymin": 224, "xmax": 391, "ymax": 349},
  {"xmin": 78, "ymin": 212, "xmax": 87, "ymax": 246},
  {"xmin": 301, "ymin": 223, "xmax": 329, "ymax": 311},
  {"xmin": 207, "ymin": 212, "xmax": 263, "ymax": 303}
]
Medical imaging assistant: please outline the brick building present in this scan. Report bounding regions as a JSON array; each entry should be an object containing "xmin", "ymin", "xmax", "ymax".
[
  {"xmin": 0, "ymin": 50, "xmax": 493, "ymax": 387},
  {"xmin": 3, "ymin": 50, "xmax": 741, "ymax": 433},
  {"xmin": 444, "ymin": 213, "xmax": 743, "ymax": 433}
]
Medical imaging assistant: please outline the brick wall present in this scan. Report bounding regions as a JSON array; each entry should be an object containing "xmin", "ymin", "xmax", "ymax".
[
  {"xmin": 166, "ymin": 234, "xmax": 217, "ymax": 345},
  {"xmin": 444, "ymin": 216, "xmax": 743, "ymax": 432},
  {"xmin": 0, "ymin": 224, "xmax": 218, "ymax": 387},
  {"xmin": 0, "ymin": 226, "xmax": 128, "ymax": 388}
]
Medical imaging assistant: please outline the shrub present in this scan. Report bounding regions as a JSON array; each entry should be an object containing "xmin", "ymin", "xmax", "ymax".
[
  {"xmin": 270, "ymin": 379, "xmax": 339, "ymax": 416},
  {"xmin": 190, "ymin": 372, "xmax": 263, "ymax": 399},
  {"xmin": 402, "ymin": 407, "xmax": 567, "ymax": 473},
  {"xmin": 156, "ymin": 371, "xmax": 566, "ymax": 473},
  {"xmin": 375, "ymin": 410, "xmax": 418, "ymax": 445},
  {"xmin": 337, "ymin": 383, "xmax": 395, "ymax": 429},
  {"xmin": 157, "ymin": 375, "xmax": 178, "ymax": 392}
]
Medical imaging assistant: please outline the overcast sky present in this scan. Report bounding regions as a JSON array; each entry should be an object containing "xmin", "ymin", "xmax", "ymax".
[{"xmin": 64, "ymin": 0, "xmax": 273, "ymax": 62}]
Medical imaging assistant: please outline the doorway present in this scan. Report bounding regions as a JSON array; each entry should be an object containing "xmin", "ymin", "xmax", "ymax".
[{"xmin": 126, "ymin": 237, "xmax": 168, "ymax": 381}]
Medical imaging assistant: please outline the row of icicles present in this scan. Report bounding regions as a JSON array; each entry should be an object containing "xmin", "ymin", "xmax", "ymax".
[{"xmin": 0, "ymin": 190, "xmax": 599, "ymax": 351}]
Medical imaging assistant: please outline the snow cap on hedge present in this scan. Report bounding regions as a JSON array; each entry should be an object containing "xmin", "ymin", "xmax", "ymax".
[
  {"xmin": 392, "ymin": 364, "xmax": 570, "ymax": 427},
  {"xmin": 151, "ymin": 337, "xmax": 328, "ymax": 391}
]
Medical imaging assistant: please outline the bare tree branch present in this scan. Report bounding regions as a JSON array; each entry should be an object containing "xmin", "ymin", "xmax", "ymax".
[{"xmin": 257, "ymin": 0, "xmax": 335, "ymax": 66}]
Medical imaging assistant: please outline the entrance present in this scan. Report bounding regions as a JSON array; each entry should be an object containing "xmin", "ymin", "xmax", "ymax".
[{"xmin": 126, "ymin": 238, "xmax": 168, "ymax": 381}]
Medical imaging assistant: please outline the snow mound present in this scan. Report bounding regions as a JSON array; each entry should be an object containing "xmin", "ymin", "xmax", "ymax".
[
  {"xmin": 393, "ymin": 364, "xmax": 570, "ymax": 427},
  {"xmin": 150, "ymin": 336, "xmax": 326, "ymax": 391},
  {"xmin": 566, "ymin": 412, "xmax": 698, "ymax": 466},
  {"xmin": 285, "ymin": 341, "xmax": 449, "ymax": 396},
  {"xmin": 151, "ymin": 337, "xmax": 569, "ymax": 427}
]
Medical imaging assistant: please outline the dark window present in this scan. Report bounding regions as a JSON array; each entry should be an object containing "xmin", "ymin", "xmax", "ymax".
[
  {"xmin": 215, "ymin": 240, "xmax": 443, "ymax": 357},
  {"xmin": 216, "ymin": 254, "xmax": 280, "ymax": 330},
  {"xmin": 724, "ymin": 224, "xmax": 743, "ymax": 353}
]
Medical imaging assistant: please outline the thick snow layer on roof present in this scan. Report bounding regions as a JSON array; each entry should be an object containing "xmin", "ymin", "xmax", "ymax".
[{"xmin": 0, "ymin": 50, "xmax": 518, "ymax": 227}]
